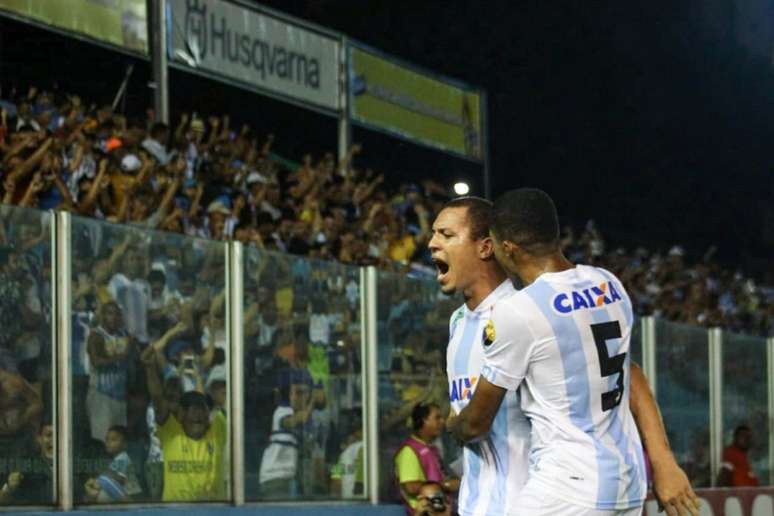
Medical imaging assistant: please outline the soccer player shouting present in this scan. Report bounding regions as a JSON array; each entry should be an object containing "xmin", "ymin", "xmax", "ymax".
[{"xmin": 432, "ymin": 193, "xmax": 699, "ymax": 516}]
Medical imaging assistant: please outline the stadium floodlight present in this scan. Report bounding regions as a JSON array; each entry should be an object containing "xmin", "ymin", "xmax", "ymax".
[{"xmin": 454, "ymin": 182, "xmax": 470, "ymax": 196}]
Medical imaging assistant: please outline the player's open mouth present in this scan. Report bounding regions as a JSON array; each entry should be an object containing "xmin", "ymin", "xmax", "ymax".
[{"xmin": 432, "ymin": 257, "xmax": 450, "ymax": 280}]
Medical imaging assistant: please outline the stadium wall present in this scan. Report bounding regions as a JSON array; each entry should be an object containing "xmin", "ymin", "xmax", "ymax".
[{"xmin": 9, "ymin": 504, "xmax": 405, "ymax": 516}]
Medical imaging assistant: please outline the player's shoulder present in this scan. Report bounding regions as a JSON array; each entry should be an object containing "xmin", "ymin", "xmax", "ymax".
[
  {"xmin": 489, "ymin": 291, "xmax": 534, "ymax": 329},
  {"xmin": 493, "ymin": 284, "xmax": 538, "ymax": 313},
  {"xmin": 583, "ymin": 264, "xmax": 624, "ymax": 283}
]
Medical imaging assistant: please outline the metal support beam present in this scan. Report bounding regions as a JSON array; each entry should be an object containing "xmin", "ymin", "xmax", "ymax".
[
  {"xmin": 151, "ymin": 0, "xmax": 169, "ymax": 123},
  {"xmin": 361, "ymin": 266, "xmax": 379, "ymax": 504},
  {"xmin": 337, "ymin": 36, "xmax": 351, "ymax": 166},
  {"xmin": 227, "ymin": 242, "xmax": 245, "ymax": 505},
  {"xmin": 708, "ymin": 327, "xmax": 723, "ymax": 486},
  {"xmin": 768, "ymin": 337, "xmax": 774, "ymax": 485},
  {"xmin": 54, "ymin": 211, "xmax": 72, "ymax": 510},
  {"xmin": 641, "ymin": 316, "xmax": 657, "ymax": 395}
]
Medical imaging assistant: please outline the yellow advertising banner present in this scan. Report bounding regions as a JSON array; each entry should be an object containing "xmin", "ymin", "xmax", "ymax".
[
  {"xmin": 349, "ymin": 44, "xmax": 483, "ymax": 161},
  {"xmin": 0, "ymin": 0, "xmax": 147, "ymax": 54}
]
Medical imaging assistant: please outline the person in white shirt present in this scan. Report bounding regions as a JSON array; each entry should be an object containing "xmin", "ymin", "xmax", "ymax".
[
  {"xmin": 259, "ymin": 369, "xmax": 314, "ymax": 499},
  {"xmin": 446, "ymin": 190, "xmax": 699, "ymax": 516}
]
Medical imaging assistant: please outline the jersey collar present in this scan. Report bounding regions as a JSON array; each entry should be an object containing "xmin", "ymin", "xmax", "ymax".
[{"xmin": 465, "ymin": 279, "xmax": 515, "ymax": 317}]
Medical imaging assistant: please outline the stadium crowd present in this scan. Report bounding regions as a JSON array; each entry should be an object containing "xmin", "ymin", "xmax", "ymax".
[
  {"xmin": 0, "ymin": 85, "xmax": 771, "ymax": 504},
  {"xmin": 0, "ymin": 86, "xmax": 771, "ymax": 336}
]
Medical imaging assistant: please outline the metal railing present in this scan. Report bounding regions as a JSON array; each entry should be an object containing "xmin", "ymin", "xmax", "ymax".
[{"xmin": 0, "ymin": 206, "xmax": 769, "ymax": 510}]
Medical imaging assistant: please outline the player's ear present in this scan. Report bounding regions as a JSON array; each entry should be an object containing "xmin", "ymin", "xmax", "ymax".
[
  {"xmin": 502, "ymin": 240, "xmax": 519, "ymax": 261},
  {"xmin": 479, "ymin": 236, "xmax": 494, "ymax": 259}
]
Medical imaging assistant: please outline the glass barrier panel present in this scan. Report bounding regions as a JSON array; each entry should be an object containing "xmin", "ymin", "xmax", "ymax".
[
  {"xmin": 243, "ymin": 248, "xmax": 363, "ymax": 501},
  {"xmin": 722, "ymin": 331, "xmax": 769, "ymax": 485},
  {"xmin": 376, "ymin": 270, "xmax": 461, "ymax": 504},
  {"xmin": 630, "ymin": 317, "xmax": 642, "ymax": 367},
  {"xmin": 70, "ymin": 215, "xmax": 228, "ymax": 505},
  {"xmin": 0, "ymin": 205, "xmax": 54, "ymax": 507},
  {"xmin": 655, "ymin": 319, "xmax": 711, "ymax": 487}
]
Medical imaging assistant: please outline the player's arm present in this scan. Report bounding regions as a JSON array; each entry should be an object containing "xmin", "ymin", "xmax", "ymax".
[
  {"xmin": 630, "ymin": 362, "xmax": 700, "ymax": 516},
  {"xmin": 449, "ymin": 303, "xmax": 528, "ymax": 444},
  {"xmin": 447, "ymin": 377, "xmax": 506, "ymax": 444}
]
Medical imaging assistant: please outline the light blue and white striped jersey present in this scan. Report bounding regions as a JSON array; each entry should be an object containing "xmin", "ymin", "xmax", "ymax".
[
  {"xmin": 446, "ymin": 280, "xmax": 531, "ymax": 516},
  {"xmin": 482, "ymin": 265, "xmax": 646, "ymax": 510}
]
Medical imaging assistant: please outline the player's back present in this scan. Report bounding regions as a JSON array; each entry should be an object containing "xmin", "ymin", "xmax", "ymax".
[{"xmin": 483, "ymin": 265, "xmax": 646, "ymax": 511}]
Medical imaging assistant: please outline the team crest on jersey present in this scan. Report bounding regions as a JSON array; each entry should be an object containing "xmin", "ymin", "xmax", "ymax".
[
  {"xmin": 482, "ymin": 320, "xmax": 495, "ymax": 347},
  {"xmin": 551, "ymin": 281, "xmax": 622, "ymax": 315}
]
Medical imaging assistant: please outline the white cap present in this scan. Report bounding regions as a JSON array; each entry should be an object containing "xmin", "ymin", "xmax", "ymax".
[
  {"xmin": 207, "ymin": 200, "xmax": 231, "ymax": 215},
  {"xmin": 121, "ymin": 154, "xmax": 142, "ymax": 172},
  {"xmin": 246, "ymin": 171, "xmax": 267, "ymax": 185},
  {"xmin": 206, "ymin": 364, "xmax": 227, "ymax": 390}
]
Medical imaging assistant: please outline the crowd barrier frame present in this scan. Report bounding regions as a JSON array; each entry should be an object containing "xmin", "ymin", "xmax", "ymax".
[{"xmin": 0, "ymin": 209, "xmax": 769, "ymax": 510}]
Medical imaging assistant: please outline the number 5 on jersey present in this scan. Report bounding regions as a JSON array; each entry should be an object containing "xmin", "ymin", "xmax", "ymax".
[{"xmin": 591, "ymin": 321, "xmax": 626, "ymax": 411}]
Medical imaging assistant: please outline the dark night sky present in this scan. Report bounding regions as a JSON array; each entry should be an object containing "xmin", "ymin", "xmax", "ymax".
[
  {"xmin": 254, "ymin": 0, "xmax": 774, "ymax": 273},
  {"xmin": 1, "ymin": 1, "xmax": 773, "ymax": 274}
]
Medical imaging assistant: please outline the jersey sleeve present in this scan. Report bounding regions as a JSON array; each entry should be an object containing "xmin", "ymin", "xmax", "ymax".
[
  {"xmin": 481, "ymin": 301, "xmax": 533, "ymax": 391},
  {"xmin": 156, "ymin": 413, "xmax": 183, "ymax": 447}
]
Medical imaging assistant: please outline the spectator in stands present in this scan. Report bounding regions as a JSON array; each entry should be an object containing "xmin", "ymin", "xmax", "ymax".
[
  {"xmin": 0, "ymin": 247, "xmax": 28, "ymax": 354},
  {"xmin": 83, "ymin": 425, "xmax": 141, "ymax": 503},
  {"xmin": 0, "ymin": 356, "xmax": 43, "ymax": 459},
  {"xmin": 205, "ymin": 364, "xmax": 227, "ymax": 415},
  {"xmin": 105, "ymin": 237, "xmax": 151, "ymax": 345},
  {"xmin": 330, "ymin": 409, "xmax": 364, "ymax": 498},
  {"xmin": 86, "ymin": 300, "xmax": 131, "ymax": 444},
  {"xmin": 142, "ymin": 122, "xmax": 171, "ymax": 166},
  {"xmin": 143, "ymin": 349, "xmax": 184, "ymax": 501},
  {"xmin": 143, "ymin": 342, "xmax": 227, "ymax": 502},
  {"xmin": 148, "ymin": 319, "xmax": 205, "ymax": 394},
  {"xmin": 717, "ymin": 425, "xmax": 759, "ymax": 487},
  {"xmin": 0, "ymin": 419, "xmax": 53, "ymax": 505},
  {"xmin": 259, "ymin": 367, "xmax": 314, "ymax": 499},
  {"xmin": 394, "ymin": 403, "xmax": 459, "ymax": 515}
]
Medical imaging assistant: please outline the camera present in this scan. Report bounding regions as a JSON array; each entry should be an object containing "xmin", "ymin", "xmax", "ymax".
[
  {"xmin": 428, "ymin": 492, "xmax": 446, "ymax": 512},
  {"xmin": 181, "ymin": 354, "xmax": 196, "ymax": 372}
]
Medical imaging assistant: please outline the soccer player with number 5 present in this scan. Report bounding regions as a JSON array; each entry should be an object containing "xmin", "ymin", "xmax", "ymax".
[{"xmin": 438, "ymin": 191, "xmax": 700, "ymax": 516}]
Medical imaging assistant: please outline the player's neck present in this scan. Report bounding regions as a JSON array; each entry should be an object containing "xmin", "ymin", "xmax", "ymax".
[
  {"xmin": 517, "ymin": 253, "xmax": 574, "ymax": 286},
  {"xmin": 463, "ymin": 267, "xmax": 508, "ymax": 310}
]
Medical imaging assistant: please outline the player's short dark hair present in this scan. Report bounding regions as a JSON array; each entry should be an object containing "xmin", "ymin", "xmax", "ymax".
[
  {"xmin": 443, "ymin": 196, "xmax": 493, "ymax": 241},
  {"xmin": 491, "ymin": 188, "xmax": 560, "ymax": 256},
  {"xmin": 411, "ymin": 402, "xmax": 440, "ymax": 432}
]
